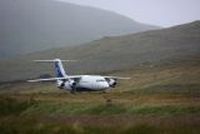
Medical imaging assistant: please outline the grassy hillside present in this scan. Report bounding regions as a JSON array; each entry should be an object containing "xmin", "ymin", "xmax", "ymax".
[
  {"xmin": 0, "ymin": 0, "xmax": 158, "ymax": 58},
  {"xmin": 0, "ymin": 21, "xmax": 199, "ymax": 82},
  {"xmin": 0, "ymin": 58, "xmax": 199, "ymax": 134}
]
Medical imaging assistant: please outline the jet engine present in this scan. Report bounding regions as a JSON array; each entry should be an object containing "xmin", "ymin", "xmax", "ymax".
[
  {"xmin": 57, "ymin": 80, "xmax": 76, "ymax": 90},
  {"xmin": 68, "ymin": 80, "xmax": 76, "ymax": 89},
  {"xmin": 107, "ymin": 79, "xmax": 117, "ymax": 88},
  {"xmin": 57, "ymin": 80, "xmax": 65, "ymax": 89}
]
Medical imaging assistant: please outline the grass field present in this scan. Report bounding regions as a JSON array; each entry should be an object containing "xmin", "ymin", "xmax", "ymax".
[{"xmin": 0, "ymin": 60, "xmax": 200, "ymax": 134}]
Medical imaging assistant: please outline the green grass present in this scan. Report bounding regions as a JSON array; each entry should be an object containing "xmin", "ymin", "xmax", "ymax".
[
  {"xmin": 128, "ymin": 105, "xmax": 200, "ymax": 115},
  {"xmin": 0, "ymin": 121, "xmax": 161, "ymax": 134},
  {"xmin": 0, "ymin": 96, "xmax": 35, "ymax": 116},
  {"xmin": 1, "ymin": 117, "xmax": 200, "ymax": 134},
  {"xmin": 5, "ymin": 98, "xmax": 196, "ymax": 116},
  {"xmin": 0, "ymin": 92, "xmax": 199, "ymax": 134}
]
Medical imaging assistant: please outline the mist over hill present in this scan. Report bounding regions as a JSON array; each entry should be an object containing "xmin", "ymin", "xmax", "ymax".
[
  {"xmin": 0, "ymin": 21, "xmax": 199, "ymax": 82},
  {"xmin": 0, "ymin": 0, "xmax": 158, "ymax": 58}
]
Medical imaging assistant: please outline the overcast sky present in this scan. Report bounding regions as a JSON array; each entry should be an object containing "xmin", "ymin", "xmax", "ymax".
[{"xmin": 56, "ymin": 0, "xmax": 200, "ymax": 27}]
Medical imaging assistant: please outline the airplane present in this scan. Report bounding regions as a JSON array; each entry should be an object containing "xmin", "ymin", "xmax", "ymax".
[{"xmin": 28, "ymin": 58, "xmax": 130, "ymax": 93}]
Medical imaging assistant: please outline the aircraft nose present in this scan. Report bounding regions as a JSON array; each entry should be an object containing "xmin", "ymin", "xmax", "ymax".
[{"xmin": 102, "ymin": 82, "xmax": 109, "ymax": 89}]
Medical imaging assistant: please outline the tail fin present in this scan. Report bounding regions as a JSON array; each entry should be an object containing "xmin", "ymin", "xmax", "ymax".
[
  {"xmin": 54, "ymin": 59, "xmax": 67, "ymax": 77},
  {"xmin": 34, "ymin": 58, "xmax": 76, "ymax": 77}
]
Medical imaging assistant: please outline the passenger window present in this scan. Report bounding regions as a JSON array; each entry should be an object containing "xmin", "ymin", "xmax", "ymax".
[{"xmin": 96, "ymin": 80, "xmax": 105, "ymax": 82}]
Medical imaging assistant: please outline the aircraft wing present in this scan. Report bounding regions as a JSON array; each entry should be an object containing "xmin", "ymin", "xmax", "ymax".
[
  {"xmin": 27, "ymin": 75, "xmax": 130, "ymax": 83},
  {"xmin": 27, "ymin": 77, "xmax": 67, "ymax": 82},
  {"xmin": 103, "ymin": 76, "xmax": 131, "ymax": 80},
  {"xmin": 27, "ymin": 76, "xmax": 82, "ymax": 83}
]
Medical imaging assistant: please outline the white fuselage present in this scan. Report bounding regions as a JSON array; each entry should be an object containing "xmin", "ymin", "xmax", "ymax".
[{"xmin": 63, "ymin": 75, "xmax": 110, "ymax": 91}]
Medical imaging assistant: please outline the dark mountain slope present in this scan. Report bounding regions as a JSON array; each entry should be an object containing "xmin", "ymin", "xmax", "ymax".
[
  {"xmin": 0, "ymin": 0, "xmax": 157, "ymax": 58},
  {"xmin": 0, "ymin": 21, "xmax": 199, "ymax": 82}
]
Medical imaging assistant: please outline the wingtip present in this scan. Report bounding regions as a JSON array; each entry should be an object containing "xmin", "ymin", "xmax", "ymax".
[
  {"xmin": 121, "ymin": 77, "xmax": 131, "ymax": 80},
  {"xmin": 27, "ymin": 79, "xmax": 37, "ymax": 83},
  {"xmin": 33, "ymin": 59, "xmax": 77, "ymax": 63},
  {"xmin": 27, "ymin": 80, "xmax": 33, "ymax": 82}
]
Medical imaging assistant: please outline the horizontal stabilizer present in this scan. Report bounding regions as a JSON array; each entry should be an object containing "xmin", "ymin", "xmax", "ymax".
[{"xmin": 34, "ymin": 59, "xmax": 77, "ymax": 63}]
